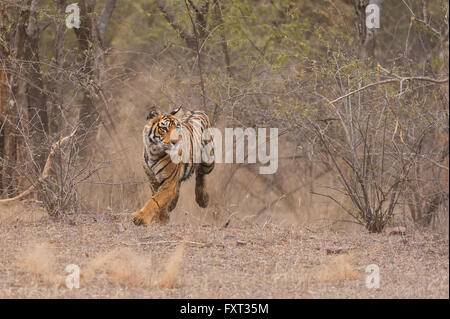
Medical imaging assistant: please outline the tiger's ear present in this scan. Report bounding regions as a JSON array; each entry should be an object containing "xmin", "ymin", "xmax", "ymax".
[
  {"xmin": 146, "ymin": 109, "xmax": 159, "ymax": 120},
  {"xmin": 170, "ymin": 105, "xmax": 183, "ymax": 117}
]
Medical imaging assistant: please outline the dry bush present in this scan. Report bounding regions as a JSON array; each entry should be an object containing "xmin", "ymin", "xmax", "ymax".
[{"xmin": 15, "ymin": 242, "xmax": 62, "ymax": 286}]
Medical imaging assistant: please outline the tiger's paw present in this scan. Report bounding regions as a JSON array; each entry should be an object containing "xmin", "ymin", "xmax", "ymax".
[
  {"xmin": 132, "ymin": 210, "xmax": 158, "ymax": 226},
  {"xmin": 195, "ymin": 192, "xmax": 209, "ymax": 208}
]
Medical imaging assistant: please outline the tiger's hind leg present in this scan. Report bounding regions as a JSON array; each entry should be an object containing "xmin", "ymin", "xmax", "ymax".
[
  {"xmin": 195, "ymin": 162, "xmax": 214, "ymax": 208},
  {"xmin": 195, "ymin": 173, "xmax": 208, "ymax": 208},
  {"xmin": 158, "ymin": 209, "xmax": 170, "ymax": 225}
]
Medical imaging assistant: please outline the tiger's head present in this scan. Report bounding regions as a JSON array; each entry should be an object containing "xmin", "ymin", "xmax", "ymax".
[{"xmin": 143, "ymin": 106, "xmax": 183, "ymax": 154}]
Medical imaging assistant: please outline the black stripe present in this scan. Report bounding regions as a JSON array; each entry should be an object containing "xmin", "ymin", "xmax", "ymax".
[
  {"xmin": 202, "ymin": 165, "xmax": 214, "ymax": 174},
  {"xmin": 149, "ymin": 149, "xmax": 162, "ymax": 157},
  {"xmin": 184, "ymin": 163, "xmax": 192, "ymax": 179},
  {"xmin": 144, "ymin": 151, "xmax": 149, "ymax": 163},
  {"xmin": 151, "ymin": 158, "xmax": 161, "ymax": 169},
  {"xmin": 158, "ymin": 165, "xmax": 178, "ymax": 185},
  {"xmin": 182, "ymin": 162, "xmax": 187, "ymax": 179},
  {"xmin": 156, "ymin": 160, "xmax": 171, "ymax": 175},
  {"xmin": 184, "ymin": 112, "xmax": 195, "ymax": 123}
]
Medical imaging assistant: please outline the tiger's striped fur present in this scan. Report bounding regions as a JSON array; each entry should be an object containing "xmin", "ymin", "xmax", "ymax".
[{"xmin": 133, "ymin": 107, "xmax": 214, "ymax": 226}]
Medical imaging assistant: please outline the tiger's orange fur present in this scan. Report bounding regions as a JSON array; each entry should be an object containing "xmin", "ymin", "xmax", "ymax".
[{"xmin": 132, "ymin": 107, "xmax": 214, "ymax": 225}]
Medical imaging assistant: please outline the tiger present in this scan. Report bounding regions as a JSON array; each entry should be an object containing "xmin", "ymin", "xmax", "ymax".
[{"xmin": 132, "ymin": 106, "xmax": 215, "ymax": 226}]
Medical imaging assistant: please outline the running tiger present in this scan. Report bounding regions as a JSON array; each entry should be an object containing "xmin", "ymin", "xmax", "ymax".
[{"xmin": 133, "ymin": 106, "xmax": 214, "ymax": 225}]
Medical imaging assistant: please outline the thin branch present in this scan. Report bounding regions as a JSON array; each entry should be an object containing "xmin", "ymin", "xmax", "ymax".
[
  {"xmin": 155, "ymin": 0, "xmax": 196, "ymax": 49},
  {"xmin": 328, "ymin": 76, "xmax": 449, "ymax": 106},
  {"xmin": 184, "ymin": 0, "xmax": 207, "ymax": 109}
]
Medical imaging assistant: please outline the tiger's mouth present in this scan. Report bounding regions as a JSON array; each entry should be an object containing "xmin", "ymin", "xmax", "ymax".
[{"xmin": 160, "ymin": 139, "xmax": 181, "ymax": 162}]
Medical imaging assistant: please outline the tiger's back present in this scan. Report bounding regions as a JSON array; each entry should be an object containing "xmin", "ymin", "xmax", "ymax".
[{"xmin": 178, "ymin": 110, "xmax": 214, "ymax": 181}]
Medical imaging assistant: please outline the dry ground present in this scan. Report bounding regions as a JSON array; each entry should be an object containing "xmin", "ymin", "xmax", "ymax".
[{"xmin": 0, "ymin": 202, "xmax": 448, "ymax": 299}]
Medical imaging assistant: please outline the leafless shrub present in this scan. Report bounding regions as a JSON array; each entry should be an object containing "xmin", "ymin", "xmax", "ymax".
[
  {"xmin": 38, "ymin": 133, "xmax": 107, "ymax": 217},
  {"xmin": 303, "ymin": 53, "xmax": 449, "ymax": 233}
]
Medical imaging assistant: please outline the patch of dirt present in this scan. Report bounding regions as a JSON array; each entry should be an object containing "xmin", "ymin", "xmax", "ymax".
[{"xmin": 0, "ymin": 203, "xmax": 448, "ymax": 298}]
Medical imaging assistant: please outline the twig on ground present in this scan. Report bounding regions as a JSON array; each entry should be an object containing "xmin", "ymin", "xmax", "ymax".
[{"xmin": 120, "ymin": 240, "xmax": 210, "ymax": 247}]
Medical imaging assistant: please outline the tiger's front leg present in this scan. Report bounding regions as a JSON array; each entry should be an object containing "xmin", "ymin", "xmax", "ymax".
[
  {"xmin": 133, "ymin": 171, "xmax": 180, "ymax": 226},
  {"xmin": 132, "ymin": 198, "xmax": 161, "ymax": 226}
]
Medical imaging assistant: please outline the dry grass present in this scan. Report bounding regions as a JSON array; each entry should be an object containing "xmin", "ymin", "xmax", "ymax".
[
  {"xmin": 83, "ymin": 247, "xmax": 154, "ymax": 288},
  {"xmin": 0, "ymin": 201, "xmax": 448, "ymax": 298},
  {"xmin": 15, "ymin": 242, "xmax": 62, "ymax": 286},
  {"xmin": 158, "ymin": 241, "xmax": 185, "ymax": 289},
  {"xmin": 304, "ymin": 254, "xmax": 361, "ymax": 284}
]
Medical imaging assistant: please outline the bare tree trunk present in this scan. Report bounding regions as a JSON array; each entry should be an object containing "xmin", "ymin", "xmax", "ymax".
[
  {"xmin": 214, "ymin": 0, "xmax": 233, "ymax": 77},
  {"xmin": 155, "ymin": 0, "xmax": 210, "ymax": 52},
  {"xmin": 73, "ymin": 0, "xmax": 100, "ymax": 155},
  {"xmin": 49, "ymin": 0, "xmax": 66, "ymax": 137},
  {"xmin": 187, "ymin": 0, "xmax": 209, "ymax": 43},
  {"xmin": 24, "ymin": 0, "xmax": 49, "ymax": 173},
  {"xmin": 71, "ymin": 0, "xmax": 117, "ymax": 155},
  {"xmin": 0, "ymin": 2, "xmax": 9, "ymax": 194},
  {"xmin": 1, "ymin": 0, "xmax": 32, "ymax": 196},
  {"xmin": 98, "ymin": 0, "xmax": 117, "ymax": 44},
  {"xmin": 0, "ymin": 70, "xmax": 7, "ymax": 193},
  {"xmin": 354, "ymin": 0, "xmax": 383, "ymax": 59}
]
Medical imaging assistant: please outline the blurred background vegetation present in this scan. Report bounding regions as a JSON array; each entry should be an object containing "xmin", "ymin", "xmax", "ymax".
[{"xmin": 0, "ymin": 0, "xmax": 448, "ymax": 233}]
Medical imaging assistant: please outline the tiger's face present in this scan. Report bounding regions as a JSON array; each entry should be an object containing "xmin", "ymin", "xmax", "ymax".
[{"xmin": 143, "ymin": 110, "xmax": 183, "ymax": 154}]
